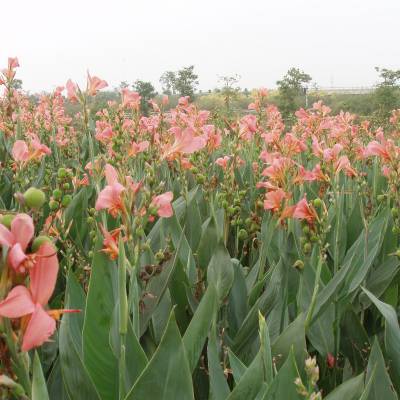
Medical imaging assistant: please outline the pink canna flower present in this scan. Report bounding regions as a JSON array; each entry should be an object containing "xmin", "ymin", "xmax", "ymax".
[
  {"xmin": 293, "ymin": 198, "xmax": 318, "ymax": 224},
  {"xmin": 66, "ymin": 79, "xmax": 79, "ymax": 103},
  {"xmin": 151, "ymin": 192, "xmax": 173, "ymax": 218},
  {"xmin": 129, "ymin": 140, "xmax": 149, "ymax": 157},
  {"xmin": 121, "ymin": 89, "xmax": 141, "ymax": 109},
  {"xmin": 0, "ymin": 214, "xmax": 35, "ymax": 273},
  {"xmin": 0, "ymin": 243, "xmax": 73, "ymax": 351},
  {"xmin": 334, "ymin": 155, "xmax": 357, "ymax": 177},
  {"xmin": 215, "ymin": 156, "xmax": 231, "ymax": 170},
  {"xmin": 87, "ymin": 73, "xmax": 108, "ymax": 96},
  {"xmin": 99, "ymin": 224, "xmax": 122, "ymax": 260},
  {"xmin": 95, "ymin": 164, "xmax": 125, "ymax": 218},
  {"xmin": 264, "ymin": 189, "xmax": 288, "ymax": 212},
  {"xmin": 163, "ymin": 127, "xmax": 208, "ymax": 160},
  {"xmin": 12, "ymin": 140, "xmax": 29, "ymax": 162}
]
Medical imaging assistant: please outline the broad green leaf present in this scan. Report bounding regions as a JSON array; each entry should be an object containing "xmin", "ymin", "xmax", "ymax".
[
  {"xmin": 32, "ymin": 351, "xmax": 49, "ymax": 400},
  {"xmin": 362, "ymin": 288, "xmax": 400, "ymax": 393},
  {"xmin": 183, "ymin": 283, "xmax": 218, "ymax": 373},
  {"xmin": 228, "ymin": 349, "xmax": 247, "ymax": 384},
  {"xmin": 83, "ymin": 243, "xmax": 119, "ymax": 400},
  {"xmin": 124, "ymin": 311, "xmax": 194, "ymax": 400},
  {"xmin": 272, "ymin": 313, "xmax": 307, "ymax": 370},
  {"xmin": 207, "ymin": 242, "xmax": 234, "ymax": 302},
  {"xmin": 365, "ymin": 338, "xmax": 398, "ymax": 400},
  {"xmin": 262, "ymin": 350, "xmax": 302, "ymax": 400},
  {"xmin": 324, "ymin": 373, "xmax": 364, "ymax": 400},
  {"xmin": 208, "ymin": 323, "xmax": 231, "ymax": 400}
]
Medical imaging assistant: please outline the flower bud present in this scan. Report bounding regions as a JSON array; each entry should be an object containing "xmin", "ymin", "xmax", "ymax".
[
  {"xmin": 32, "ymin": 235, "xmax": 54, "ymax": 252},
  {"xmin": 61, "ymin": 195, "xmax": 72, "ymax": 207},
  {"xmin": 23, "ymin": 187, "xmax": 46, "ymax": 210},
  {"xmin": 0, "ymin": 214, "xmax": 15, "ymax": 228},
  {"xmin": 238, "ymin": 229, "xmax": 248, "ymax": 240},
  {"xmin": 53, "ymin": 189, "xmax": 62, "ymax": 199}
]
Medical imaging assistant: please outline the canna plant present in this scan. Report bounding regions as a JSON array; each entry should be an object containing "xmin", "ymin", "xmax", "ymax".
[{"xmin": 0, "ymin": 58, "xmax": 400, "ymax": 400}]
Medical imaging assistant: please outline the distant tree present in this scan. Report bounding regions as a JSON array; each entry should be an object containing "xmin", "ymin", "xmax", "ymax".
[
  {"xmin": 13, "ymin": 79, "xmax": 23, "ymax": 90},
  {"xmin": 133, "ymin": 80, "xmax": 157, "ymax": 115},
  {"xmin": 277, "ymin": 67, "xmax": 312, "ymax": 118},
  {"xmin": 119, "ymin": 81, "xmax": 130, "ymax": 90},
  {"xmin": 218, "ymin": 74, "xmax": 241, "ymax": 113},
  {"xmin": 174, "ymin": 66, "xmax": 199, "ymax": 99},
  {"xmin": 374, "ymin": 67, "xmax": 400, "ymax": 118},
  {"xmin": 160, "ymin": 71, "xmax": 176, "ymax": 95}
]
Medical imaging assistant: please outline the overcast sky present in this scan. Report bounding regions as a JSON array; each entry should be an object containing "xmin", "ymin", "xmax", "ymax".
[{"xmin": 2, "ymin": 0, "xmax": 399, "ymax": 93}]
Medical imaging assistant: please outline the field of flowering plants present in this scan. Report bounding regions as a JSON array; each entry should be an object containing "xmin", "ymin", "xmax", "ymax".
[{"xmin": 1, "ymin": 58, "xmax": 400, "ymax": 400}]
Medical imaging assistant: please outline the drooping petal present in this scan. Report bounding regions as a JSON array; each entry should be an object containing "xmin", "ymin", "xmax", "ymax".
[
  {"xmin": 0, "ymin": 286, "xmax": 35, "ymax": 318},
  {"xmin": 104, "ymin": 164, "xmax": 119, "ymax": 186},
  {"xmin": 29, "ymin": 243, "xmax": 59, "ymax": 306},
  {"xmin": 21, "ymin": 305, "xmax": 56, "ymax": 351},
  {"xmin": 8, "ymin": 243, "xmax": 28, "ymax": 271},
  {"xmin": 11, "ymin": 214, "xmax": 34, "ymax": 251},
  {"xmin": 0, "ymin": 223, "xmax": 14, "ymax": 247},
  {"xmin": 12, "ymin": 140, "xmax": 29, "ymax": 162}
]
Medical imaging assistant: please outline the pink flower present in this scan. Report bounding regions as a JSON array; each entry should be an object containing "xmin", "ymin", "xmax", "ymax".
[
  {"xmin": 95, "ymin": 164, "xmax": 125, "ymax": 217},
  {"xmin": 293, "ymin": 198, "xmax": 318, "ymax": 224},
  {"xmin": 121, "ymin": 89, "xmax": 141, "ymax": 109},
  {"xmin": 129, "ymin": 140, "xmax": 149, "ymax": 156},
  {"xmin": 264, "ymin": 189, "xmax": 288, "ymax": 212},
  {"xmin": 0, "ymin": 214, "xmax": 34, "ymax": 273},
  {"xmin": 87, "ymin": 73, "xmax": 108, "ymax": 96},
  {"xmin": 12, "ymin": 140, "xmax": 29, "ymax": 162},
  {"xmin": 99, "ymin": 224, "xmax": 121, "ymax": 260},
  {"xmin": 163, "ymin": 127, "xmax": 208, "ymax": 159},
  {"xmin": 151, "ymin": 192, "xmax": 173, "ymax": 218},
  {"xmin": 66, "ymin": 79, "xmax": 79, "ymax": 103},
  {"xmin": 0, "ymin": 243, "xmax": 63, "ymax": 351},
  {"xmin": 215, "ymin": 156, "xmax": 231, "ymax": 169}
]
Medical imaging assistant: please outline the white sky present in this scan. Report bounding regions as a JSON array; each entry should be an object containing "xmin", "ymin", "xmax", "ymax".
[{"xmin": 2, "ymin": 0, "xmax": 400, "ymax": 93}]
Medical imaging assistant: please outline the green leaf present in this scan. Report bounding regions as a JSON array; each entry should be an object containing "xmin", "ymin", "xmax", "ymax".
[
  {"xmin": 32, "ymin": 351, "xmax": 49, "ymax": 400},
  {"xmin": 365, "ymin": 338, "xmax": 398, "ymax": 400},
  {"xmin": 83, "ymin": 243, "xmax": 119, "ymax": 399},
  {"xmin": 59, "ymin": 274, "xmax": 100, "ymax": 400},
  {"xmin": 228, "ymin": 349, "xmax": 247, "ymax": 384},
  {"xmin": 362, "ymin": 287, "xmax": 400, "ymax": 394},
  {"xmin": 183, "ymin": 283, "xmax": 218, "ymax": 373},
  {"xmin": 262, "ymin": 350, "xmax": 302, "ymax": 400},
  {"xmin": 124, "ymin": 311, "xmax": 194, "ymax": 400},
  {"xmin": 272, "ymin": 313, "xmax": 307, "ymax": 370},
  {"xmin": 324, "ymin": 373, "xmax": 364, "ymax": 400},
  {"xmin": 207, "ymin": 242, "xmax": 234, "ymax": 302},
  {"xmin": 208, "ymin": 323, "xmax": 231, "ymax": 400}
]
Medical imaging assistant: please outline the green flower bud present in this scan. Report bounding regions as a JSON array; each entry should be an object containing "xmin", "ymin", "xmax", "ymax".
[
  {"xmin": 303, "ymin": 243, "xmax": 312, "ymax": 254},
  {"xmin": 293, "ymin": 260, "xmax": 305, "ymax": 270},
  {"xmin": 53, "ymin": 189, "xmax": 62, "ymax": 199},
  {"xmin": 0, "ymin": 214, "xmax": 15, "ymax": 229},
  {"xmin": 49, "ymin": 200, "xmax": 59, "ymax": 211},
  {"xmin": 377, "ymin": 194, "xmax": 386, "ymax": 203},
  {"xmin": 61, "ymin": 195, "xmax": 72, "ymax": 207},
  {"xmin": 62, "ymin": 183, "xmax": 70, "ymax": 190},
  {"xmin": 57, "ymin": 168, "xmax": 67, "ymax": 178},
  {"xmin": 238, "ymin": 229, "xmax": 248, "ymax": 240},
  {"xmin": 313, "ymin": 198, "xmax": 323, "ymax": 208},
  {"xmin": 31, "ymin": 235, "xmax": 53, "ymax": 252},
  {"xmin": 23, "ymin": 187, "xmax": 46, "ymax": 210}
]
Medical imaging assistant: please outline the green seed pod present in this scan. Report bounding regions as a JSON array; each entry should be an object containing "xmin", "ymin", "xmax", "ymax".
[
  {"xmin": 136, "ymin": 227, "xmax": 145, "ymax": 237},
  {"xmin": 377, "ymin": 194, "xmax": 386, "ymax": 203},
  {"xmin": 31, "ymin": 235, "xmax": 53, "ymax": 252},
  {"xmin": 293, "ymin": 260, "xmax": 305, "ymax": 270},
  {"xmin": 191, "ymin": 167, "xmax": 199, "ymax": 174},
  {"xmin": 391, "ymin": 207, "xmax": 399, "ymax": 218},
  {"xmin": 62, "ymin": 183, "xmax": 70, "ymax": 190},
  {"xmin": 196, "ymin": 175, "xmax": 206, "ymax": 184},
  {"xmin": 227, "ymin": 206, "xmax": 235, "ymax": 216},
  {"xmin": 302, "ymin": 225, "xmax": 310, "ymax": 235},
  {"xmin": 238, "ymin": 229, "xmax": 248, "ymax": 240},
  {"xmin": 155, "ymin": 251, "xmax": 164, "ymax": 261},
  {"xmin": 395, "ymin": 249, "xmax": 400, "ymax": 258},
  {"xmin": 87, "ymin": 216, "xmax": 94, "ymax": 224},
  {"xmin": 393, "ymin": 226, "xmax": 400, "ymax": 235},
  {"xmin": 58, "ymin": 167, "xmax": 67, "ymax": 178},
  {"xmin": 313, "ymin": 198, "xmax": 323, "ymax": 208},
  {"xmin": 49, "ymin": 200, "xmax": 59, "ymax": 211},
  {"xmin": 61, "ymin": 195, "xmax": 72, "ymax": 207},
  {"xmin": 89, "ymin": 230, "xmax": 96, "ymax": 238},
  {"xmin": 0, "ymin": 214, "xmax": 15, "ymax": 229},
  {"xmin": 303, "ymin": 243, "xmax": 312, "ymax": 254},
  {"xmin": 23, "ymin": 187, "xmax": 46, "ymax": 210},
  {"xmin": 222, "ymin": 200, "xmax": 229, "ymax": 209},
  {"xmin": 310, "ymin": 235, "xmax": 319, "ymax": 243},
  {"xmin": 88, "ymin": 251, "xmax": 94, "ymax": 258},
  {"xmin": 245, "ymin": 217, "xmax": 252, "ymax": 226},
  {"xmin": 53, "ymin": 189, "xmax": 62, "ymax": 199}
]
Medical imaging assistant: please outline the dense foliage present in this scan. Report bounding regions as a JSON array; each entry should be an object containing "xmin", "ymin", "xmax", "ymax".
[{"xmin": 1, "ymin": 58, "xmax": 400, "ymax": 399}]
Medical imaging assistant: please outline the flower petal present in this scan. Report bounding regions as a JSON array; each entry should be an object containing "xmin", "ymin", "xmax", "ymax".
[
  {"xmin": 0, "ymin": 286, "xmax": 35, "ymax": 318},
  {"xmin": 21, "ymin": 305, "xmax": 56, "ymax": 351},
  {"xmin": 11, "ymin": 214, "xmax": 34, "ymax": 251},
  {"xmin": 8, "ymin": 243, "xmax": 28, "ymax": 271},
  {"xmin": 29, "ymin": 243, "xmax": 59, "ymax": 305}
]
